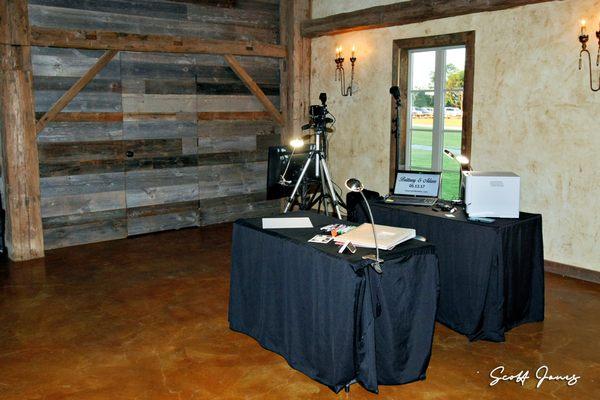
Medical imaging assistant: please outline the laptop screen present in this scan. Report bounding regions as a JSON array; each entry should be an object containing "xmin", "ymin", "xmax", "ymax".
[{"xmin": 393, "ymin": 171, "xmax": 441, "ymax": 198}]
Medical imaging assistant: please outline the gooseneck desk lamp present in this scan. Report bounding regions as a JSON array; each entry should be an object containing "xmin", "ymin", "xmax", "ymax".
[
  {"xmin": 345, "ymin": 178, "xmax": 383, "ymax": 274},
  {"xmin": 443, "ymin": 149, "xmax": 472, "ymax": 203}
]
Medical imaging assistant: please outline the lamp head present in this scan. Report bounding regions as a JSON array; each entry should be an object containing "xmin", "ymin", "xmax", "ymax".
[
  {"xmin": 290, "ymin": 138, "xmax": 304, "ymax": 149},
  {"xmin": 455, "ymin": 154, "xmax": 470, "ymax": 165},
  {"xmin": 345, "ymin": 178, "xmax": 364, "ymax": 192},
  {"xmin": 444, "ymin": 149, "xmax": 470, "ymax": 165}
]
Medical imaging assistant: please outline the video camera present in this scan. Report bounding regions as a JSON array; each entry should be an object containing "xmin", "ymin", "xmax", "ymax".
[{"xmin": 302, "ymin": 93, "xmax": 333, "ymax": 130}]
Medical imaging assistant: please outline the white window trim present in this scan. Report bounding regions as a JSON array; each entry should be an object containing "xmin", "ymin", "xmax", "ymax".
[{"xmin": 405, "ymin": 45, "xmax": 464, "ymax": 173}]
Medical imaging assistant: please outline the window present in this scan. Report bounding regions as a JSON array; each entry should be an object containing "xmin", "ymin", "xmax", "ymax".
[{"xmin": 391, "ymin": 32, "xmax": 474, "ymax": 200}]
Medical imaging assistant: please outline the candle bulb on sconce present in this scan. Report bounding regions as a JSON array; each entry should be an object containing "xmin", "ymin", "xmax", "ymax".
[
  {"xmin": 334, "ymin": 44, "xmax": 358, "ymax": 96},
  {"xmin": 577, "ymin": 17, "xmax": 600, "ymax": 91}
]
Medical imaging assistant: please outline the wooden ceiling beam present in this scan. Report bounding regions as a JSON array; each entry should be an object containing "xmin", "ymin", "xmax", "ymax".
[
  {"xmin": 169, "ymin": 0, "xmax": 236, "ymax": 6},
  {"xmin": 30, "ymin": 27, "xmax": 287, "ymax": 58},
  {"xmin": 33, "ymin": 111, "xmax": 275, "ymax": 123},
  {"xmin": 301, "ymin": 0, "xmax": 561, "ymax": 38}
]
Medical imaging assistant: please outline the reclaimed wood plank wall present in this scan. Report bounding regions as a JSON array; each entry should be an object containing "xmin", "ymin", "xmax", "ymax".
[{"xmin": 30, "ymin": 0, "xmax": 282, "ymax": 249}]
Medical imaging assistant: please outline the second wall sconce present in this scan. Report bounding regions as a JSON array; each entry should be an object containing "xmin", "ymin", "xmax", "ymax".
[
  {"xmin": 334, "ymin": 45, "xmax": 357, "ymax": 96},
  {"xmin": 578, "ymin": 19, "xmax": 600, "ymax": 92}
]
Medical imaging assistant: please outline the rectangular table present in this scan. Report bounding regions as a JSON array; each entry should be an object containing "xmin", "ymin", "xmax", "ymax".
[
  {"xmin": 348, "ymin": 197, "xmax": 544, "ymax": 342},
  {"xmin": 228, "ymin": 211, "xmax": 439, "ymax": 393}
]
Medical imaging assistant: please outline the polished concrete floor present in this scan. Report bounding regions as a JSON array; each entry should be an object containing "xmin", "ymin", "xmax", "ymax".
[{"xmin": 0, "ymin": 224, "xmax": 598, "ymax": 399}]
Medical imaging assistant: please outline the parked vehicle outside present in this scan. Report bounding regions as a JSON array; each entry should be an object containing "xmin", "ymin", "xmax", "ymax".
[
  {"xmin": 445, "ymin": 107, "xmax": 463, "ymax": 117},
  {"xmin": 411, "ymin": 107, "xmax": 425, "ymax": 117}
]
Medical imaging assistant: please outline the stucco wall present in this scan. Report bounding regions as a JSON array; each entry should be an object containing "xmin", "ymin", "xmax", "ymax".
[{"xmin": 309, "ymin": 0, "xmax": 600, "ymax": 271}]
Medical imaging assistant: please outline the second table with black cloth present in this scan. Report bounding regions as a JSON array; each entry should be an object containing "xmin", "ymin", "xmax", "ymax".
[
  {"xmin": 228, "ymin": 211, "xmax": 439, "ymax": 393},
  {"xmin": 348, "ymin": 196, "xmax": 545, "ymax": 342}
]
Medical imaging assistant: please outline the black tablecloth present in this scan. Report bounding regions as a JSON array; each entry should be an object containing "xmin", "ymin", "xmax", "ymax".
[
  {"xmin": 228, "ymin": 211, "xmax": 439, "ymax": 393},
  {"xmin": 348, "ymin": 197, "xmax": 545, "ymax": 342}
]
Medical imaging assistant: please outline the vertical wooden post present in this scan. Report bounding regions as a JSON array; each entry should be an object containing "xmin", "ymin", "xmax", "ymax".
[
  {"xmin": 279, "ymin": 0, "xmax": 289, "ymax": 140},
  {"xmin": 280, "ymin": 0, "xmax": 311, "ymax": 142},
  {"xmin": 0, "ymin": 0, "xmax": 45, "ymax": 260}
]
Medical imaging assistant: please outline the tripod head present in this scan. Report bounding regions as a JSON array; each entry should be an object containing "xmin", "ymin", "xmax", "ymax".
[{"xmin": 302, "ymin": 92, "xmax": 333, "ymax": 132}]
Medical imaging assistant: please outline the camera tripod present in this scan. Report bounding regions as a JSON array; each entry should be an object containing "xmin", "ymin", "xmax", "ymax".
[
  {"xmin": 283, "ymin": 141, "xmax": 342, "ymax": 219},
  {"xmin": 284, "ymin": 93, "xmax": 345, "ymax": 219}
]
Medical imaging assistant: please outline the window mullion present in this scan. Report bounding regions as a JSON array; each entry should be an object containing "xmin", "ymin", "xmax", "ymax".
[
  {"xmin": 405, "ymin": 51, "xmax": 415, "ymax": 170},
  {"xmin": 432, "ymin": 50, "xmax": 446, "ymax": 172}
]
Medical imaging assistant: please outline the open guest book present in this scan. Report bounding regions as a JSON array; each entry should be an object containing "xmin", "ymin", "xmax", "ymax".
[{"xmin": 336, "ymin": 223, "xmax": 416, "ymax": 250}]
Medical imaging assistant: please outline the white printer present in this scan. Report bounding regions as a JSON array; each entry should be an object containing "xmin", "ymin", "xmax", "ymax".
[{"xmin": 463, "ymin": 171, "xmax": 520, "ymax": 218}]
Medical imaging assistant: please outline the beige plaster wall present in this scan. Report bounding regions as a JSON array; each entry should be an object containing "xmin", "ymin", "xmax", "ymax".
[{"xmin": 309, "ymin": 0, "xmax": 600, "ymax": 271}]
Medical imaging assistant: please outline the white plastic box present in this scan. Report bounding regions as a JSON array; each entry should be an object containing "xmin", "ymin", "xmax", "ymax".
[{"xmin": 463, "ymin": 171, "xmax": 520, "ymax": 218}]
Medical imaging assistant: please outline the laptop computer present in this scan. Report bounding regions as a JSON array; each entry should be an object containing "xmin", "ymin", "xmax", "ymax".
[{"xmin": 384, "ymin": 170, "xmax": 441, "ymax": 206}]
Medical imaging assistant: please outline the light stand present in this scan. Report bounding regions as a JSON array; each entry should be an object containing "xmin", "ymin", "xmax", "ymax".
[
  {"xmin": 390, "ymin": 86, "xmax": 402, "ymax": 190},
  {"xmin": 345, "ymin": 178, "xmax": 383, "ymax": 274}
]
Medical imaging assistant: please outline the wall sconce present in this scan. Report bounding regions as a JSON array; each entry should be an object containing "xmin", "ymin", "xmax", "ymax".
[
  {"xmin": 334, "ymin": 45, "xmax": 357, "ymax": 96},
  {"xmin": 578, "ymin": 19, "xmax": 600, "ymax": 91}
]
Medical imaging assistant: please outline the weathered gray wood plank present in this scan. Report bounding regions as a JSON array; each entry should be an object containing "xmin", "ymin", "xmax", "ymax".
[
  {"xmin": 37, "ymin": 121, "xmax": 123, "ymax": 143},
  {"xmin": 30, "ymin": 0, "xmax": 188, "ymax": 20},
  {"xmin": 123, "ymin": 120, "xmax": 197, "ymax": 140},
  {"xmin": 38, "ymin": 141, "xmax": 124, "ymax": 163},
  {"xmin": 34, "ymin": 76, "xmax": 121, "ymax": 93},
  {"xmin": 41, "ymin": 190, "xmax": 126, "ymax": 218},
  {"xmin": 32, "ymin": 47, "xmax": 121, "ymax": 78},
  {"xmin": 187, "ymin": 4, "xmax": 278, "ymax": 30},
  {"xmin": 39, "ymin": 159, "xmax": 125, "ymax": 177},
  {"xmin": 198, "ymin": 192, "xmax": 280, "ymax": 226},
  {"xmin": 197, "ymin": 120, "xmax": 276, "ymax": 136},
  {"xmin": 35, "ymin": 90, "xmax": 122, "ymax": 112},
  {"xmin": 198, "ymin": 161, "xmax": 267, "ymax": 199},
  {"xmin": 29, "ymin": 4, "xmax": 278, "ymax": 43},
  {"xmin": 40, "ymin": 172, "xmax": 125, "ymax": 197},
  {"xmin": 126, "ymin": 166, "xmax": 199, "ymax": 208},
  {"xmin": 126, "ymin": 201, "xmax": 198, "ymax": 236},
  {"xmin": 42, "ymin": 209, "xmax": 127, "ymax": 249},
  {"xmin": 198, "ymin": 135, "xmax": 256, "ymax": 154}
]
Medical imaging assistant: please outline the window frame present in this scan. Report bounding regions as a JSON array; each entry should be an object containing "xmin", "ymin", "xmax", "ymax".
[{"xmin": 389, "ymin": 31, "xmax": 475, "ymax": 190}]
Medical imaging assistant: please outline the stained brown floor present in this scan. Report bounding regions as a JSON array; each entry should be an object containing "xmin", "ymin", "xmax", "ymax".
[{"xmin": 0, "ymin": 224, "xmax": 598, "ymax": 400}]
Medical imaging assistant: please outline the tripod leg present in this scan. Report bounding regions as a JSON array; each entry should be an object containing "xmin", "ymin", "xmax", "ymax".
[
  {"xmin": 284, "ymin": 153, "xmax": 313, "ymax": 213},
  {"xmin": 320, "ymin": 159, "xmax": 342, "ymax": 219},
  {"xmin": 319, "ymin": 162, "xmax": 330, "ymax": 216}
]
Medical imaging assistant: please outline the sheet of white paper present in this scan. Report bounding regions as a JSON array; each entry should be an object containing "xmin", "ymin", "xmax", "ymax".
[{"xmin": 262, "ymin": 217, "xmax": 313, "ymax": 229}]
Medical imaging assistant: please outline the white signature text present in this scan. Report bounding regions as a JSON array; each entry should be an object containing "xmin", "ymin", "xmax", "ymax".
[{"xmin": 489, "ymin": 365, "xmax": 580, "ymax": 388}]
